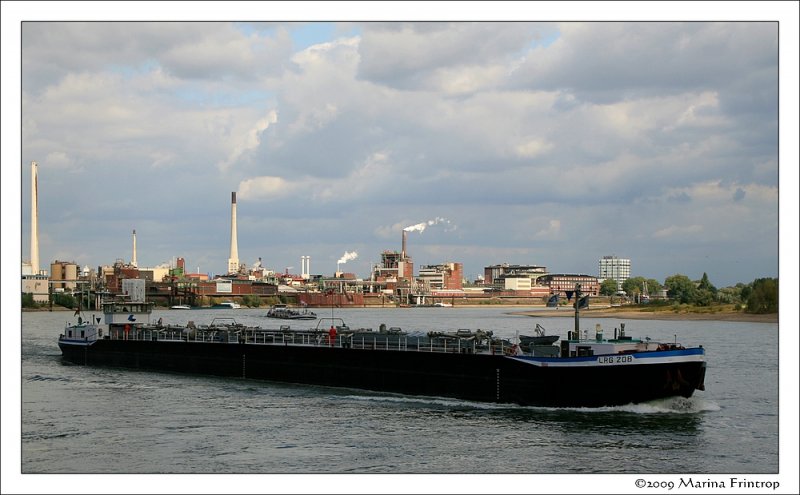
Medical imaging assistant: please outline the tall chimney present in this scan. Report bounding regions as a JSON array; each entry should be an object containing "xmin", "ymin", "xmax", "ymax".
[
  {"xmin": 30, "ymin": 161, "xmax": 39, "ymax": 274},
  {"xmin": 131, "ymin": 229, "xmax": 138, "ymax": 267},
  {"xmin": 401, "ymin": 230, "xmax": 407, "ymax": 260},
  {"xmin": 227, "ymin": 192, "xmax": 240, "ymax": 274}
]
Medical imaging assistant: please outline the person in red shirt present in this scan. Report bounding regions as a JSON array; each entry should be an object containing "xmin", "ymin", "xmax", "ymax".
[{"xmin": 328, "ymin": 325, "xmax": 337, "ymax": 347}]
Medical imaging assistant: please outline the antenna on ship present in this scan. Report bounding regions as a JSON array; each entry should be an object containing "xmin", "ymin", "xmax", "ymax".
[{"xmin": 573, "ymin": 283, "xmax": 581, "ymax": 341}]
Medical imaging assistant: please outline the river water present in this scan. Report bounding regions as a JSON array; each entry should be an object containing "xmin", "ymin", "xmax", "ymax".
[{"xmin": 10, "ymin": 307, "xmax": 791, "ymax": 493}]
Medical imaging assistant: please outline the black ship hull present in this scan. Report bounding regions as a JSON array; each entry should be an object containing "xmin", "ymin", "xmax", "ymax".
[{"xmin": 59, "ymin": 339, "xmax": 706, "ymax": 408}]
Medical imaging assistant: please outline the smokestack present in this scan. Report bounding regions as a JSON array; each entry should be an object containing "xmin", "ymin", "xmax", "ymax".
[
  {"xmin": 131, "ymin": 229, "xmax": 138, "ymax": 267},
  {"xmin": 402, "ymin": 230, "xmax": 407, "ymax": 260},
  {"xmin": 30, "ymin": 161, "xmax": 39, "ymax": 274},
  {"xmin": 227, "ymin": 192, "xmax": 240, "ymax": 274}
]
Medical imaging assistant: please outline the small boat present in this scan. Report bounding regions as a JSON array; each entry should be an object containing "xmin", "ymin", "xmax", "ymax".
[
  {"xmin": 212, "ymin": 301, "xmax": 241, "ymax": 309},
  {"xmin": 518, "ymin": 323, "xmax": 560, "ymax": 353},
  {"xmin": 170, "ymin": 304, "xmax": 191, "ymax": 310},
  {"xmin": 266, "ymin": 304, "xmax": 317, "ymax": 320},
  {"xmin": 433, "ymin": 302, "xmax": 452, "ymax": 307}
]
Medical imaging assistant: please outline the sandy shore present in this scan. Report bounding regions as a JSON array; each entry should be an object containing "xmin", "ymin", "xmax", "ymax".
[{"xmin": 509, "ymin": 308, "xmax": 778, "ymax": 323}]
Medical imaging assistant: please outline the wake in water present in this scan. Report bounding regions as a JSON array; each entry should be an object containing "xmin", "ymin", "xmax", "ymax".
[
  {"xmin": 339, "ymin": 393, "xmax": 514, "ymax": 410},
  {"xmin": 587, "ymin": 396, "xmax": 721, "ymax": 414},
  {"xmin": 337, "ymin": 392, "xmax": 720, "ymax": 414}
]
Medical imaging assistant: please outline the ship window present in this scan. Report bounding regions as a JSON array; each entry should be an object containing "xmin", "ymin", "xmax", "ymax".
[
  {"xmin": 68, "ymin": 330, "xmax": 72, "ymax": 337},
  {"xmin": 81, "ymin": 330, "xmax": 85, "ymax": 338}
]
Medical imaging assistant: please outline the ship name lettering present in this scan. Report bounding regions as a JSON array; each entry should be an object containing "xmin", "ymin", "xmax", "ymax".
[{"xmin": 597, "ymin": 355, "xmax": 633, "ymax": 365}]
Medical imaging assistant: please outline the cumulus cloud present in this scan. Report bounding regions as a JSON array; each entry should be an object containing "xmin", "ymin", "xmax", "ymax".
[
  {"xmin": 17, "ymin": 21, "xmax": 780, "ymax": 286},
  {"xmin": 535, "ymin": 219, "xmax": 562, "ymax": 239},
  {"xmin": 237, "ymin": 150, "xmax": 393, "ymax": 203},
  {"xmin": 219, "ymin": 110, "xmax": 278, "ymax": 170},
  {"xmin": 653, "ymin": 224, "xmax": 704, "ymax": 239},
  {"xmin": 357, "ymin": 22, "xmax": 536, "ymax": 91},
  {"xmin": 238, "ymin": 176, "xmax": 292, "ymax": 200}
]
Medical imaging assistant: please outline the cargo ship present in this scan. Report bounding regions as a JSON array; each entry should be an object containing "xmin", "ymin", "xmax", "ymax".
[{"xmin": 58, "ymin": 289, "xmax": 706, "ymax": 408}]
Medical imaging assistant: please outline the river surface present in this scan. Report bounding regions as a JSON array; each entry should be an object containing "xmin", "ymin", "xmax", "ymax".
[{"xmin": 13, "ymin": 307, "xmax": 786, "ymax": 493}]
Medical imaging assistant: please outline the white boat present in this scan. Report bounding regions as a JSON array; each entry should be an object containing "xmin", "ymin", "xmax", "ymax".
[
  {"xmin": 212, "ymin": 301, "xmax": 241, "ymax": 309},
  {"xmin": 266, "ymin": 304, "xmax": 317, "ymax": 320},
  {"xmin": 170, "ymin": 304, "xmax": 191, "ymax": 310}
]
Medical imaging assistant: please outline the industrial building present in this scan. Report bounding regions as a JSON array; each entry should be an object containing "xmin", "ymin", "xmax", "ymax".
[
  {"xmin": 49, "ymin": 261, "xmax": 80, "ymax": 291},
  {"xmin": 417, "ymin": 262, "xmax": 463, "ymax": 291},
  {"xmin": 538, "ymin": 274, "xmax": 600, "ymax": 296},
  {"xmin": 22, "ymin": 175, "xmax": 609, "ymax": 309},
  {"xmin": 484, "ymin": 263, "xmax": 548, "ymax": 287}
]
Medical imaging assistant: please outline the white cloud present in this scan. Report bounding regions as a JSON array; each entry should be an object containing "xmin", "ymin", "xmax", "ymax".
[
  {"xmin": 43, "ymin": 151, "xmax": 74, "ymax": 169},
  {"xmin": 238, "ymin": 150, "xmax": 392, "ymax": 203},
  {"xmin": 515, "ymin": 138, "xmax": 553, "ymax": 159},
  {"xmin": 15, "ymin": 21, "xmax": 780, "ymax": 287},
  {"xmin": 238, "ymin": 176, "xmax": 292, "ymax": 200},
  {"xmin": 219, "ymin": 110, "xmax": 278, "ymax": 170},
  {"xmin": 535, "ymin": 219, "xmax": 562, "ymax": 239},
  {"xmin": 652, "ymin": 224, "xmax": 704, "ymax": 239}
]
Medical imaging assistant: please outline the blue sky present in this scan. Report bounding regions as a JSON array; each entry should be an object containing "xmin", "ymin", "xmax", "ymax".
[{"xmin": 4, "ymin": 5, "xmax": 797, "ymax": 291}]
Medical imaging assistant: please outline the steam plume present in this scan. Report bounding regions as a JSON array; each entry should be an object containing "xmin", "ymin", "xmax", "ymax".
[
  {"xmin": 403, "ymin": 217, "xmax": 451, "ymax": 233},
  {"xmin": 338, "ymin": 251, "xmax": 358, "ymax": 264}
]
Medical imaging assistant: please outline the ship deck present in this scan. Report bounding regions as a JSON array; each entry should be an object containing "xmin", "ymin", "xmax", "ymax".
[{"xmin": 101, "ymin": 325, "xmax": 523, "ymax": 356}]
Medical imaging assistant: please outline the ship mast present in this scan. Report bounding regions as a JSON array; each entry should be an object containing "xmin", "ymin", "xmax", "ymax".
[{"xmin": 573, "ymin": 283, "xmax": 581, "ymax": 340}]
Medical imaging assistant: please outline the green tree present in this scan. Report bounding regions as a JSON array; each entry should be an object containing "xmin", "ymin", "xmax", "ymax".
[
  {"xmin": 22, "ymin": 293, "xmax": 38, "ymax": 309},
  {"xmin": 664, "ymin": 274, "xmax": 697, "ymax": 304},
  {"xmin": 694, "ymin": 272, "xmax": 718, "ymax": 305},
  {"xmin": 53, "ymin": 292, "xmax": 77, "ymax": 309},
  {"xmin": 644, "ymin": 278, "xmax": 663, "ymax": 296},
  {"xmin": 745, "ymin": 278, "xmax": 778, "ymax": 314},
  {"xmin": 620, "ymin": 277, "xmax": 661, "ymax": 297},
  {"xmin": 599, "ymin": 279, "xmax": 619, "ymax": 296},
  {"xmin": 717, "ymin": 285, "xmax": 742, "ymax": 304},
  {"xmin": 697, "ymin": 272, "xmax": 717, "ymax": 294},
  {"xmin": 622, "ymin": 276, "xmax": 646, "ymax": 297},
  {"xmin": 242, "ymin": 295, "xmax": 261, "ymax": 308}
]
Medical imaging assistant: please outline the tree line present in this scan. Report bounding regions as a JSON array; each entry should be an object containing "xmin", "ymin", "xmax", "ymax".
[{"xmin": 599, "ymin": 274, "xmax": 778, "ymax": 314}]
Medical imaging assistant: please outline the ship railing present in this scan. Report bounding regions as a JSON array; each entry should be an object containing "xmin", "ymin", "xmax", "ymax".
[
  {"xmin": 335, "ymin": 335, "xmax": 483, "ymax": 354},
  {"xmin": 107, "ymin": 328, "xmax": 511, "ymax": 355},
  {"xmin": 226, "ymin": 330, "xmax": 488, "ymax": 354}
]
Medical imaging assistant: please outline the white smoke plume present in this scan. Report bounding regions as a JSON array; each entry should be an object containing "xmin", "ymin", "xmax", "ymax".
[
  {"xmin": 337, "ymin": 251, "xmax": 359, "ymax": 264},
  {"xmin": 403, "ymin": 217, "xmax": 452, "ymax": 233}
]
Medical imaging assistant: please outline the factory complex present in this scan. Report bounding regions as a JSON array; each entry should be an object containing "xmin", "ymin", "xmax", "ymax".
[{"xmin": 22, "ymin": 162, "xmax": 621, "ymax": 309}]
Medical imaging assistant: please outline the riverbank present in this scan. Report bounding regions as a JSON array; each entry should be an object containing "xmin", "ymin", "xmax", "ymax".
[
  {"xmin": 510, "ymin": 307, "xmax": 778, "ymax": 323},
  {"xmin": 23, "ymin": 303, "xmax": 779, "ymax": 323}
]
